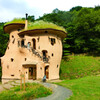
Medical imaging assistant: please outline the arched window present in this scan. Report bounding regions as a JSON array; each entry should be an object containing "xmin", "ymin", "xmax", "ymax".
[{"xmin": 32, "ymin": 39, "xmax": 36, "ymax": 49}]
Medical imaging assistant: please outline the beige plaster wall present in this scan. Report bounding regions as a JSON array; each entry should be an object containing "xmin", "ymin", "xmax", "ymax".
[{"xmin": 1, "ymin": 29, "xmax": 63, "ymax": 83}]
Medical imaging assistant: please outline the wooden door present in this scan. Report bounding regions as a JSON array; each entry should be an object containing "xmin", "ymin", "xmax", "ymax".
[
  {"xmin": 45, "ymin": 66, "xmax": 49, "ymax": 79},
  {"xmin": 33, "ymin": 67, "xmax": 36, "ymax": 80},
  {"xmin": 29, "ymin": 67, "xmax": 33, "ymax": 79}
]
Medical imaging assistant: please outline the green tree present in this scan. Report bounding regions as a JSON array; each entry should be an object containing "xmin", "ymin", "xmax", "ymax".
[
  {"xmin": 22, "ymin": 15, "xmax": 35, "ymax": 22},
  {"xmin": 70, "ymin": 6, "xmax": 82, "ymax": 11},
  {"xmin": 0, "ymin": 23, "xmax": 9, "ymax": 57}
]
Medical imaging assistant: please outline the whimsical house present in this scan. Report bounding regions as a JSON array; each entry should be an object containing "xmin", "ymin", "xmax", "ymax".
[{"xmin": 1, "ymin": 15, "xmax": 67, "ymax": 83}]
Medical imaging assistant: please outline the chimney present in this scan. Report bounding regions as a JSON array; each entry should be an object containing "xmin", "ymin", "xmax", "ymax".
[{"xmin": 25, "ymin": 13, "xmax": 28, "ymax": 30}]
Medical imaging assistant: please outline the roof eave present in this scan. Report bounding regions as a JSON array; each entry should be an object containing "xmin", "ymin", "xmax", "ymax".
[
  {"xmin": 3, "ymin": 23, "xmax": 25, "ymax": 33},
  {"xmin": 18, "ymin": 28, "xmax": 67, "ymax": 39}
]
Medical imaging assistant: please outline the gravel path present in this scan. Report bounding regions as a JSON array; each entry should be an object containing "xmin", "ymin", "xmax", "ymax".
[{"xmin": 36, "ymin": 82, "xmax": 72, "ymax": 100}]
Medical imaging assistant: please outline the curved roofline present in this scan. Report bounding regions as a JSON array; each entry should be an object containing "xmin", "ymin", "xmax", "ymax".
[
  {"xmin": 18, "ymin": 28, "xmax": 67, "ymax": 39},
  {"xmin": 3, "ymin": 23, "xmax": 25, "ymax": 33}
]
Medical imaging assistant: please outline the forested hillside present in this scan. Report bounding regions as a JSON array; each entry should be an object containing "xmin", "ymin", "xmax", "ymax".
[
  {"xmin": 38, "ymin": 6, "xmax": 100, "ymax": 56},
  {"xmin": 0, "ymin": 6, "xmax": 100, "ymax": 57}
]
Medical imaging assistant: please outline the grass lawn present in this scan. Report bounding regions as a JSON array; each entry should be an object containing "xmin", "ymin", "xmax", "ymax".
[
  {"xmin": 0, "ymin": 82, "xmax": 52, "ymax": 100},
  {"xmin": 56, "ymin": 76, "xmax": 100, "ymax": 100},
  {"xmin": 60, "ymin": 55, "xmax": 100, "ymax": 79}
]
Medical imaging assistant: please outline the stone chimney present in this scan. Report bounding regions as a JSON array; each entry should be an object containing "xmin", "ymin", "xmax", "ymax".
[{"xmin": 25, "ymin": 13, "xmax": 28, "ymax": 30}]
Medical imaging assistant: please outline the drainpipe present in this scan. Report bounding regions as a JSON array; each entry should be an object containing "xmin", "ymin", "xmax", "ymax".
[{"xmin": 25, "ymin": 13, "xmax": 28, "ymax": 30}]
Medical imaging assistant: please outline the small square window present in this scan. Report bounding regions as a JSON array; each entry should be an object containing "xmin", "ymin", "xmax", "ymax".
[
  {"xmin": 52, "ymin": 53, "xmax": 54, "ymax": 56},
  {"xmin": 12, "ymin": 35, "xmax": 14, "ymax": 38},
  {"xmin": 11, "ymin": 58, "xmax": 14, "ymax": 62},
  {"xmin": 11, "ymin": 74, "xmax": 14, "ymax": 76}
]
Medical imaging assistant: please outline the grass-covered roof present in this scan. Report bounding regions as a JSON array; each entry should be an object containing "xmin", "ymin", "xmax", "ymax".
[
  {"xmin": 4, "ymin": 18, "xmax": 66, "ymax": 33},
  {"xmin": 4, "ymin": 18, "xmax": 25, "ymax": 25},
  {"xmin": 27, "ymin": 20, "xmax": 66, "ymax": 32}
]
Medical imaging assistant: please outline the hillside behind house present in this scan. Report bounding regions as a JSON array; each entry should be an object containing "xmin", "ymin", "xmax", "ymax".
[{"xmin": 60, "ymin": 54, "xmax": 100, "ymax": 79}]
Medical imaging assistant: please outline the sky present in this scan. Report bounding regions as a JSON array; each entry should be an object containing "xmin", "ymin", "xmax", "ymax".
[{"xmin": 0, "ymin": 0, "xmax": 100, "ymax": 22}]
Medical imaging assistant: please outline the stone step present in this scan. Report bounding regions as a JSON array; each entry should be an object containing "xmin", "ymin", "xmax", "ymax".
[
  {"xmin": 10, "ymin": 82, "xmax": 20, "ymax": 86},
  {"xmin": 3, "ymin": 83, "xmax": 14, "ymax": 90}
]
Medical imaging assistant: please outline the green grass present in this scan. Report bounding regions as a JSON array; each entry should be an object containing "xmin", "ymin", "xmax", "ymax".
[
  {"xmin": 60, "ymin": 55, "xmax": 100, "ymax": 79},
  {"xmin": 0, "ymin": 82, "xmax": 52, "ymax": 100},
  {"xmin": 56, "ymin": 76, "xmax": 100, "ymax": 100}
]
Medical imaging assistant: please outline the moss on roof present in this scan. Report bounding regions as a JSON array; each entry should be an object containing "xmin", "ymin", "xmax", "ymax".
[
  {"xmin": 4, "ymin": 19, "xmax": 66, "ymax": 33},
  {"xmin": 4, "ymin": 18, "xmax": 25, "ymax": 25},
  {"xmin": 27, "ymin": 20, "xmax": 66, "ymax": 32}
]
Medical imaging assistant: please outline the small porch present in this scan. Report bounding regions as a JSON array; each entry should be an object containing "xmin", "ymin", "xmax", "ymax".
[
  {"xmin": 23, "ymin": 64, "xmax": 37, "ymax": 80},
  {"xmin": 22, "ymin": 60, "xmax": 50, "ymax": 80}
]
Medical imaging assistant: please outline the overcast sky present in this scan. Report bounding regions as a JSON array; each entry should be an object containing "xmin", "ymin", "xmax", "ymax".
[{"xmin": 0, "ymin": 0, "xmax": 100, "ymax": 22}]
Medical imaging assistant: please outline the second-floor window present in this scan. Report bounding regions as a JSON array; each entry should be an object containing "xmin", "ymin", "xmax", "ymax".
[
  {"xmin": 51, "ymin": 38, "xmax": 56, "ymax": 45},
  {"xmin": 32, "ymin": 38, "xmax": 36, "ymax": 49},
  {"xmin": 21, "ymin": 39, "xmax": 24, "ymax": 47}
]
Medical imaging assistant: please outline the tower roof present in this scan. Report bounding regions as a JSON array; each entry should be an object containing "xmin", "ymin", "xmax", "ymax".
[{"xmin": 4, "ymin": 23, "xmax": 25, "ymax": 33}]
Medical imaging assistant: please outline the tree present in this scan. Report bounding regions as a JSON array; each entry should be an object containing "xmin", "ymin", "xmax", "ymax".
[
  {"xmin": 0, "ymin": 23, "xmax": 9, "ymax": 57},
  {"xmin": 70, "ymin": 6, "xmax": 82, "ymax": 12},
  {"xmin": 22, "ymin": 15, "xmax": 35, "ymax": 22}
]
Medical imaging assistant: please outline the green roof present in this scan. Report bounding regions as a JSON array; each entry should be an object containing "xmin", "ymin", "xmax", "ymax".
[
  {"xmin": 27, "ymin": 20, "xmax": 66, "ymax": 32},
  {"xmin": 4, "ymin": 18, "xmax": 25, "ymax": 25},
  {"xmin": 4, "ymin": 19, "xmax": 66, "ymax": 33}
]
